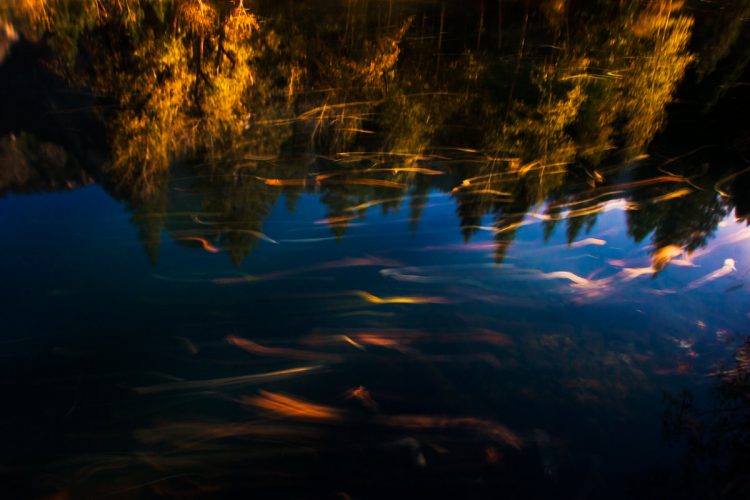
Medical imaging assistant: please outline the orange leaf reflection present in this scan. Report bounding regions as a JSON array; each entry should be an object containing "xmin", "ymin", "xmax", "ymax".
[
  {"xmin": 176, "ymin": 236, "xmax": 221, "ymax": 253},
  {"xmin": 242, "ymin": 391, "xmax": 342, "ymax": 422},
  {"xmin": 355, "ymin": 290, "xmax": 450, "ymax": 305},
  {"xmin": 226, "ymin": 335, "xmax": 341, "ymax": 363}
]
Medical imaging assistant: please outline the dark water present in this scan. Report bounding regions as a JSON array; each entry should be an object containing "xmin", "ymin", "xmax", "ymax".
[{"xmin": 1, "ymin": 1, "xmax": 750, "ymax": 499}]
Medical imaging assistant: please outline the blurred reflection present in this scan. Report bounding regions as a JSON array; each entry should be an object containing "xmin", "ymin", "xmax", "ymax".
[
  {"xmin": 0, "ymin": 5, "xmax": 749, "ymax": 496},
  {"xmin": 0, "ymin": 0, "xmax": 747, "ymax": 269},
  {"xmin": 660, "ymin": 337, "xmax": 750, "ymax": 499}
]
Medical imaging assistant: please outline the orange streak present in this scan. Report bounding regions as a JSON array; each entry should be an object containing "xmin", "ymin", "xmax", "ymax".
[
  {"xmin": 345, "ymin": 385, "xmax": 379, "ymax": 410},
  {"xmin": 339, "ymin": 335, "xmax": 366, "ymax": 350},
  {"xmin": 652, "ymin": 244, "xmax": 683, "ymax": 271},
  {"xmin": 300, "ymin": 330, "xmax": 425, "ymax": 351},
  {"xmin": 319, "ymin": 167, "xmax": 445, "ymax": 180},
  {"xmin": 257, "ymin": 177, "xmax": 311, "ymax": 187},
  {"xmin": 355, "ymin": 290, "xmax": 450, "ymax": 304},
  {"xmin": 242, "ymin": 391, "xmax": 342, "ymax": 421},
  {"xmin": 315, "ymin": 215, "xmax": 357, "ymax": 225},
  {"xmin": 377, "ymin": 167, "xmax": 445, "ymax": 175},
  {"xmin": 324, "ymin": 179, "xmax": 407, "ymax": 189},
  {"xmin": 354, "ymin": 333, "xmax": 407, "ymax": 349},
  {"xmin": 176, "ymin": 236, "xmax": 221, "ymax": 253},
  {"xmin": 648, "ymin": 188, "xmax": 692, "ymax": 203},
  {"xmin": 226, "ymin": 335, "xmax": 340, "ymax": 362},
  {"xmin": 607, "ymin": 175, "xmax": 688, "ymax": 189},
  {"xmin": 454, "ymin": 188, "xmax": 513, "ymax": 197}
]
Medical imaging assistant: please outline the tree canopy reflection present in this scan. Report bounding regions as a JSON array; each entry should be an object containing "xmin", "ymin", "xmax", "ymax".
[{"xmin": 0, "ymin": 0, "xmax": 748, "ymax": 267}]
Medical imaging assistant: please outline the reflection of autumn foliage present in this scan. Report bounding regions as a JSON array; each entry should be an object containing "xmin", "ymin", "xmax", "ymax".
[
  {"xmin": 3, "ymin": 0, "xmax": 261, "ymax": 189},
  {"xmin": 496, "ymin": 65, "xmax": 585, "ymax": 168},
  {"xmin": 347, "ymin": 16, "xmax": 412, "ymax": 89},
  {"xmin": 108, "ymin": 37, "xmax": 193, "ymax": 184},
  {"xmin": 3, "ymin": 0, "xmax": 748, "ymax": 265},
  {"xmin": 103, "ymin": 2, "xmax": 260, "ymax": 184},
  {"xmin": 2, "ymin": 0, "xmax": 697, "ymax": 175},
  {"xmin": 624, "ymin": 1, "xmax": 695, "ymax": 150},
  {"xmin": 562, "ymin": 0, "xmax": 695, "ymax": 154}
]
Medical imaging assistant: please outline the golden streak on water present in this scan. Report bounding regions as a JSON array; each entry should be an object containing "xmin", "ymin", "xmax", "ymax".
[
  {"xmin": 340, "ymin": 335, "xmax": 366, "ymax": 350},
  {"xmin": 354, "ymin": 290, "xmax": 449, "ymax": 304},
  {"xmin": 242, "ymin": 391, "xmax": 343, "ymax": 421},
  {"xmin": 226, "ymin": 335, "xmax": 341, "ymax": 362},
  {"xmin": 256, "ymin": 177, "xmax": 311, "ymax": 187},
  {"xmin": 646, "ymin": 188, "xmax": 693, "ymax": 204},
  {"xmin": 652, "ymin": 244, "xmax": 684, "ymax": 271}
]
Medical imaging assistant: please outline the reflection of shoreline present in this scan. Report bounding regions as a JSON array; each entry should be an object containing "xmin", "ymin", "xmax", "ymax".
[
  {"xmin": 0, "ymin": 0, "xmax": 747, "ymax": 269},
  {"xmin": 0, "ymin": 133, "xmax": 93, "ymax": 196},
  {"xmin": 2, "ymin": 136, "xmax": 748, "ymax": 272}
]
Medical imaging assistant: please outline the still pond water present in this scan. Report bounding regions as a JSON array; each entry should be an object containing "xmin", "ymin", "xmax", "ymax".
[{"xmin": 1, "ymin": 1, "xmax": 750, "ymax": 498}]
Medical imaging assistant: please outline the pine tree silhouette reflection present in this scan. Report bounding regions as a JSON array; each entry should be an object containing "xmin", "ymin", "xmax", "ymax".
[{"xmin": 0, "ymin": 0, "xmax": 747, "ymax": 269}]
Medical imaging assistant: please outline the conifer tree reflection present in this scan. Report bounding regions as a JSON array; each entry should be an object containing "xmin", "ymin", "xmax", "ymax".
[{"xmin": 0, "ymin": 0, "xmax": 747, "ymax": 265}]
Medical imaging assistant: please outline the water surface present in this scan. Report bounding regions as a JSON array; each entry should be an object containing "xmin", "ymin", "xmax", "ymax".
[{"xmin": 1, "ymin": 1, "xmax": 750, "ymax": 498}]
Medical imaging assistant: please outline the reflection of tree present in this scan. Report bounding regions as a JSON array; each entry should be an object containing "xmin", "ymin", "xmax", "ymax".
[
  {"xmin": 447, "ymin": 0, "xmax": 698, "ymax": 252},
  {"xmin": 661, "ymin": 338, "xmax": 750, "ymax": 499},
  {"xmin": 126, "ymin": 174, "xmax": 169, "ymax": 264},
  {"xmin": 3, "ymin": 0, "xmax": 262, "ymax": 187},
  {"xmin": 1, "ymin": 0, "xmax": 748, "ymax": 265},
  {"xmin": 0, "ymin": 132, "xmax": 91, "ymax": 196},
  {"xmin": 121, "ymin": 159, "xmax": 309, "ymax": 265},
  {"xmin": 621, "ymin": 1, "xmax": 695, "ymax": 150},
  {"xmin": 689, "ymin": 0, "xmax": 750, "ymax": 111},
  {"xmin": 627, "ymin": 181, "xmax": 728, "ymax": 253},
  {"xmin": 186, "ymin": 163, "xmax": 306, "ymax": 265}
]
